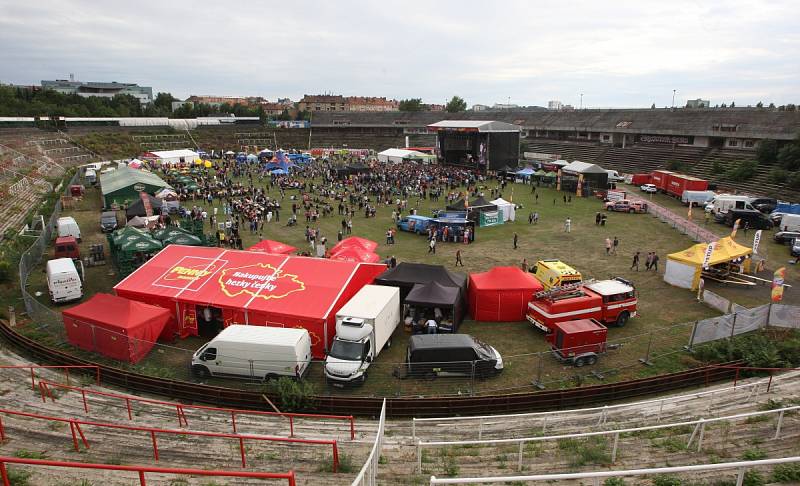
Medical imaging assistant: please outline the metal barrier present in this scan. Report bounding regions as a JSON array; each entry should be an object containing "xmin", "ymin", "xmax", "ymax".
[
  {"xmin": 417, "ymin": 404, "xmax": 799, "ymax": 473},
  {"xmin": 351, "ymin": 399, "xmax": 386, "ymax": 486},
  {"xmin": 429, "ymin": 456, "xmax": 800, "ymax": 485},
  {"xmin": 412, "ymin": 368, "xmax": 798, "ymax": 440},
  {"xmin": 37, "ymin": 379, "xmax": 356, "ymax": 439},
  {"xmin": 0, "ymin": 407, "xmax": 340, "ymax": 471},
  {"xmin": 0, "ymin": 456, "xmax": 296, "ymax": 486},
  {"xmin": 0, "ymin": 365, "xmax": 100, "ymax": 390}
]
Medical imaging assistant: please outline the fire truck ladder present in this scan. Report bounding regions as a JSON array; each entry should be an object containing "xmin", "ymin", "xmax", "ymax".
[{"xmin": 534, "ymin": 282, "xmax": 583, "ymax": 301}]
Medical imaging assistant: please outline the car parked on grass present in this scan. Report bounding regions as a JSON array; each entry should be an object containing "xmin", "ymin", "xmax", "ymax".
[
  {"xmin": 640, "ymin": 183, "xmax": 657, "ymax": 193},
  {"xmin": 774, "ymin": 231, "xmax": 800, "ymax": 245},
  {"xmin": 100, "ymin": 211, "xmax": 118, "ymax": 232},
  {"xmin": 604, "ymin": 200, "xmax": 648, "ymax": 213}
]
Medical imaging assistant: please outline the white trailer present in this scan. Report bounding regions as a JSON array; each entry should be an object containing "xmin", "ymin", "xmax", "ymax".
[
  {"xmin": 191, "ymin": 325, "xmax": 312, "ymax": 381},
  {"xmin": 681, "ymin": 190, "xmax": 716, "ymax": 206},
  {"xmin": 779, "ymin": 214, "xmax": 800, "ymax": 232},
  {"xmin": 324, "ymin": 285, "xmax": 401, "ymax": 385}
]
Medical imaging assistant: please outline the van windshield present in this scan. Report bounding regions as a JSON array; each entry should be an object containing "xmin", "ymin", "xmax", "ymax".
[
  {"xmin": 471, "ymin": 338, "xmax": 494, "ymax": 359},
  {"xmin": 329, "ymin": 339, "xmax": 365, "ymax": 361}
]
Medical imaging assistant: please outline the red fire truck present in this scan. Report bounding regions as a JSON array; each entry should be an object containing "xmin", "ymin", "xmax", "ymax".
[{"xmin": 526, "ymin": 278, "xmax": 637, "ymax": 333}]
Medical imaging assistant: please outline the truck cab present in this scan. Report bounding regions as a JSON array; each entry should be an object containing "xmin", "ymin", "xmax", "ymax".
[
  {"xmin": 54, "ymin": 236, "xmax": 80, "ymax": 260},
  {"xmin": 325, "ymin": 318, "xmax": 375, "ymax": 385}
]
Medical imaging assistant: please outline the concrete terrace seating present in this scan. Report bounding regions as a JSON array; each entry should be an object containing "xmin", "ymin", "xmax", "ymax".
[{"xmin": 0, "ymin": 362, "xmax": 374, "ymax": 485}]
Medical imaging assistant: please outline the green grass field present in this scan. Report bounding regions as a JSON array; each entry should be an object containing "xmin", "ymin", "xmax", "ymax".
[{"xmin": 16, "ymin": 171, "xmax": 796, "ymax": 397}]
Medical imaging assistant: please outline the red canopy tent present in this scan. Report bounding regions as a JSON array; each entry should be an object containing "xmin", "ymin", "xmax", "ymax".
[
  {"xmin": 114, "ymin": 245, "xmax": 386, "ymax": 358},
  {"xmin": 330, "ymin": 236, "xmax": 378, "ymax": 254},
  {"xmin": 247, "ymin": 239, "xmax": 297, "ymax": 255},
  {"xmin": 329, "ymin": 246, "xmax": 381, "ymax": 263},
  {"xmin": 468, "ymin": 267, "xmax": 543, "ymax": 322},
  {"xmin": 62, "ymin": 293, "xmax": 174, "ymax": 363}
]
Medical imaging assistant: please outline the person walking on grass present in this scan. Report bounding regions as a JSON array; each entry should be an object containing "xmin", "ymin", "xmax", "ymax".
[
  {"xmin": 513, "ymin": 232, "xmax": 518, "ymax": 249},
  {"xmin": 529, "ymin": 212, "xmax": 533, "ymax": 224},
  {"xmin": 605, "ymin": 237, "xmax": 612, "ymax": 255},
  {"xmin": 428, "ymin": 237, "xmax": 436, "ymax": 254},
  {"xmin": 564, "ymin": 218, "xmax": 571, "ymax": 233},
  {"xmin": 631, "ymin": 251, "xmax": 640, "ymax": 271},
  {"xmin": 651, "ymin": 252, "xmax": 659, "ymax": 271},
  {"xmin": 612, "ymin": 236, "xmax": 619, "ymax": 255},
  {"xmin": 455, "ymin": 249, "xmax": 464, "ymax": 266},
  {"xmin": 645, "ymin": 252, "xmax": 653, "ymax": 270}
]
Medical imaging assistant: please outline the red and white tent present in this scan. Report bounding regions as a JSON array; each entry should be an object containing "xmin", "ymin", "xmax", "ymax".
[
  {"xmin": 114, "ymin": 245, "xmax": 386, "ymax": 358},
  {"xmin": 62, "ymin": 293, "xmax": 174, "ymax": 363},
  {"xmin": 247, "ymin": 239, "xmax": 297, "ymax": 255},
  {"xmin": 468, "ymin": 267, "xmax": 543, "ymax": 322}
]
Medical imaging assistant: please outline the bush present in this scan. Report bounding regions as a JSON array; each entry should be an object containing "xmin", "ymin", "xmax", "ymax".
[
  {"xmin": 666, "ymin": 159, "xmax": 686, "ymax": 171},
  {"xmin": 772, "ymin": 463, "xmax": 800, "ymax": 482},
  {"xmin": 271, "ymin": 377, "xmax": 317, "ymax": 412},
  {"xmin": 769, "ymin": 168, "xmax": 789, "ymax": 184},
  {"xmin": 724, "ymin": 160, "xmax": 758, "ymax": 181},
  {"xmin": 742, "ymin": 470, "xmax": 765, "ymax": 486},
  {"xmin": 693, "ymin": 329, "xmax": 800, "ymax": 368},
  {"xmin": 5, "ymin": 467, "xmax": 32, "ymax": 486},
  {"xmin": 0, "ymin": 260, "xmax": 12, "ymax": 283},
  {"xmin": 604, "ymin": 478, "xmax": 626, "ymax": 486},
  {"xmin": 652, "ymin": 475, "xmax": 682, "ymax": 486}
]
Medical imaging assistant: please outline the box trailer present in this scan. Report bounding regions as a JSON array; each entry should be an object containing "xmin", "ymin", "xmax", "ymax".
[
  {"xmin": 667, "ymin": 174, "xmax": 708, "ymax": 198},
  {"xmin": 546, "ymin": 318, "xmax": 608, "ymax": 367},
  {"xmin": 191, "ymin": 325, "xmax": 312, "ymax": 380},
  {"xmin": 681, "ymin": 190, "xmax": 716, "ymax": 206},
  {"xmin": 324, "ymin": 285, "xmax": 401, "ymax": 385},
  {"xmin": 651, "ymin": 170, "xmax": 676, "ymax": 192},
  {"xmin": 631, "ymin": 173, "xmax": 652, "ymax": 185}
]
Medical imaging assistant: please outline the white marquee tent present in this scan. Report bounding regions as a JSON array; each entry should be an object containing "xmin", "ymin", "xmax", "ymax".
[
  {"xmin": 490, "ymin": 197, "xmax": 516, "ymax": 222},
  {"xmin": 377, "ymin": 148, "xmax": 435, "ymax": 164}
]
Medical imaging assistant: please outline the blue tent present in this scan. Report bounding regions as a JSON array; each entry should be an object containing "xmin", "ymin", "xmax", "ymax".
[
  {"xmin": 246, "ymin": 154, "xmax": 258, "ymax": 162},
  {"xmin": 235, "ymin": 154, "xmax": 247, "ymax": 163},
  {"xmin": 271, "ymin": 168, "xmax": 289, "ymax": 175},
  {"xmin": 515, "ymin": 167, "xmax": 535, "ymax": 176}
]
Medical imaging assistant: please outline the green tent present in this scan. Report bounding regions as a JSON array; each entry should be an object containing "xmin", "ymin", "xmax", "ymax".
[
  {"xmin": 111, "ymin": 226, "xmax": 149, "ymax": 246},
  {"xmin": 164, "ymin": 233, "xmax": 202, "ymax": 246},
  {"xmin": 119, "ymin": 238, "xmax": 163, "ymax": 253},
  {"xmin": 152, "ymin": 226, "xmax": 193, "ymax": 241},
  {"xmin": 100, "ymin": 166, "xmax": 170, "ymax": 207},
  {"xmin": 534, "ymin": 169, "xmax": 547, "ymax": 177},
  {"xmin": 544, "ymin": 171, "xmax": 557, "ymax": 178}
]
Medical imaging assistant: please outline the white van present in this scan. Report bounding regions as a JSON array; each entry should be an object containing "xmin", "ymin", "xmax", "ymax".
[
  {"xmin": 605, "ymin": 170, "xmax": 624, "ymax": 182},
  {"xmin": 779, "ymin": 214, "xmax": 800, "ymax": 232},
  {"xmin": 84, "ymin": 169, "xmax": 97, "ymax": 185},
  {"xmin": 705, "ymin": 195, "xmax": 755, "ymax": 214},
  {"xmin": 57, "ymin": 216, "xmax": 81, "ymax": 242},
  {"xmin": 46, "ymin": 258, "xmax": 83, "ymax": 303},
  {"xmin": 191, "ymin": 325, "xmax": 312, "ymax": 381}
]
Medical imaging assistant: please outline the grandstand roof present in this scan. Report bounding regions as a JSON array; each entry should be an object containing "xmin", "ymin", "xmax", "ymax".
[
  {"xmin": 312, "ymin": 109, "xmax": 800, "ymax": 139},
  {"xmin": 427, "ymin": 120, "xmax": 521, "ymax": 132}
]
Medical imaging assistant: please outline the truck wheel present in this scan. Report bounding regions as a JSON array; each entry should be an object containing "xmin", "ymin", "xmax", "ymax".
[
  {"xmin": 574, "ymin": 357, "xmax": 586, "ymax": 367},
  {"xmin": 386, "ymin": 338, "xmax": 392, "ymax": 349},
  {"xmin": 587, "ymin": 356, "xmax": 598, "ymax": 366},
  {"xmin": 191, "ymin": 365, "xmax": 210, "ymax": 379},
  {"xmin": 616, "ymin": 311, "xmax": 630, "ymax": 327}
]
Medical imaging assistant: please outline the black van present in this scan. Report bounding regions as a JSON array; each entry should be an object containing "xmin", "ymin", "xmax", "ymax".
[
  {"xmin": 405, "ymin": 334, "xmax": 503, "ymax": 378},
  {"xmin": 723, "ymin": 209, "xmax": 773, "ymax": 230}
]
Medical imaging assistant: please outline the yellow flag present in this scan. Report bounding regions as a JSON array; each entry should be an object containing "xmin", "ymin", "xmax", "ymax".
[{"xmin": 688, "ymin": 201, "xmax": 693, "ymax": 219}]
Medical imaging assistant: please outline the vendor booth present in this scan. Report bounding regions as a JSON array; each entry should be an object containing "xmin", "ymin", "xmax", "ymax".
[
  {"xmin": 329, "ymin": 245, "xmax": 381, "ymax": 263},
  {"xmin": 62, "ymin": 293, "xmax": 174, "ymax": 363},
  {"xmin": 330, "ymin": 236, "xmax": 378, "ymax": 254},
  {"xmin": 490, "ymin": 197, "xmax": 516, "ymax": 222},
  {"xmin": 446, "ymin": 196, "xmax": 498, "ymax": 222},
  {"xmin": 405, "ymin": 281, "xmax": 465, "ymax": 333},
  {"xmin": 99, "ymin": 166, "xmax": 170, "ymax": 208},
  {"xmin": 377, "ymin": 148, "xmax": 436, "ymax": 164},
  {"xmin": 468, "ymin": 267, "xmax": 543, "ymax": 321},
  {"xmin": 125, "ymin": 194, "xmax": 163, "ymax": 219},
  {"xmin": 558, "ymin": 161, "xmax": 609, "ymax": 197},
  {"xmin": 114, "ymin": 245, "xmax": 386, "ymax": 358},
  {"xmin": 375, "ymin": 262, "xmax": 467, "ymax": 301},
  {"xmin": 664, "ymin": 237, "xmax": 753, "ymax": 290},
  {"xmin": 430, "ymin": 217, "xmax": 476, "ymax": 242}
]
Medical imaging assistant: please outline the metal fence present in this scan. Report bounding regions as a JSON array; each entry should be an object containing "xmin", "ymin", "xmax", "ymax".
[
  {"xmin": 629, "ymin": 194, "xmax": 718, "ymax": 243},
  {"xmin": 688, "ymin": 298, "xmax": 800, "ymax": 348},
  {"xmin": 351, "ymin": 399, "xmax": 386, "ymax": 486}
]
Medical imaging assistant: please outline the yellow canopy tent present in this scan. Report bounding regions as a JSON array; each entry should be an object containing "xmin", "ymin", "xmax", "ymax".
[
  {"xmin": 204, "ymin": 160, "xmax": 212, "ymax": 168},
  {"xmin": 664, "ymin": 236, "xmax": 752, "ymax": 290},
  {"xmin": 194, "ymin": 158, "xmax": 203, "ymax": 165}
]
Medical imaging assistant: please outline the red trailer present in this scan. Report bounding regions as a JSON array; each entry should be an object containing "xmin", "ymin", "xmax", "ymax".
[
  {"xmin": 666, "ymin": 174, "xmax": 709, "ymax": 198},
  {"xmin": 651, "ymin": 170, "xmax": 675, "ymax": 192},
  {"xmin": 631, "ymin": 173, "xmax": 652, "ymax": 185},
  {"xmin": 545, "ymin": 318, "xmax": 608, "ymax": 367}
]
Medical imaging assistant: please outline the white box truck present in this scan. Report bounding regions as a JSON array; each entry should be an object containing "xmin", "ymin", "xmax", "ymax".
[
  {"xmin": 681, "ymin": 190, "xmax": 716, "ymax": 206},
  {"xmin": 779, "ymin": 214, "xmax": 800, "ymax": 232},
  {"xmin": 324, "ymin": 285, "xmax": 400, "ymax": 386},
  {"xmin": 46, "ymin": 258, "xmax": 83, "ymax": 303},
  {"xmin": 57, "ymin": 216, "xmax": 81, "ymax": 242},
  {"xmin": 191, "ymin": 325, "xmax": 312, "ymax": 381},
  {"xmin": 705, "ymin": 195, "xmax": 755, "ymax": 214}
]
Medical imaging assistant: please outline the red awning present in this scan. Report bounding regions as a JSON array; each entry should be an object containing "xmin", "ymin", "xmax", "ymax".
[
  {"xmin": 330, "ymin": 236, "xmax": 378, "ymax": 253},
  {"xmin": 247, "ymin": 239, "xmax": 297, "ymax": 255},
  {"xmin": 329, "ymin": 246, "xmax": 381, "ymax": 263}
]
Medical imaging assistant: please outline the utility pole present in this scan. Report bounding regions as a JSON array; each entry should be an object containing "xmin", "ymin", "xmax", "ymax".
[
  {"xmin": 672, "ymin": 89, "xmax": 676, "ymax": 108},
  {"xmin": 580, "ymin": 93, "xmax": 584, "ymax": 110}
]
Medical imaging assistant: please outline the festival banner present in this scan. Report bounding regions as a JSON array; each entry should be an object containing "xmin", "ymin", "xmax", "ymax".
[
  {"xmin": 701, "ymin": 242, "xmax": 716, "ymax": 270},
  {"xmin": 752, "ymin": 230, "xmax": 763, "ymax": 255},
  {"xmin": 730, "ymin": 218, "xmax": 741, "ymax": 239},
  {"xmin": 771, "ymin": 267, "xmax": 786, "ymax": 303}
]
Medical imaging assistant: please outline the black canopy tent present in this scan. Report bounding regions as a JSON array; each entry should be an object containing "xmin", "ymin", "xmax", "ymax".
[
  {"xmin": 445, "ymin": 196, "xmax": 498, "ymax": 222},
  {"xmin": 332, "ymin": 164, "xmax": 371, "ymax": 179},
  {"xmin": 374, "ymin": 262, "xmax": 467, "ymax": 300},
  {"xmin": 405, "ymin": 281, "xmax": 465, "ymax": 331},
  {"xmin": 125, "ymin": 194, "xmax": 163, "ymax": 219}
]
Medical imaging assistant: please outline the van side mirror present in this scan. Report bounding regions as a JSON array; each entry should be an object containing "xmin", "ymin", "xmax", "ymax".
[{"xmin": 365, "ymin": 356, "xmax": 373, "ymax": 363}]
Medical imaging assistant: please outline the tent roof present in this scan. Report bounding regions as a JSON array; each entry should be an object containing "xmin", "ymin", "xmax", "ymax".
[
  {"xmin": 247, "ymin": 239, "xmax": 297, "ymax": 255},
  {"xmin": 378, "ymin": 148, "xmax": 428, "ymax": 158},
  {"xmin": 63, "ymin": 293, "xmax": 171, "ymax": 331},
  {"xmin": 427, "ymin": 120, "xmax": 521, "ymax": 133},
  {"xmin": 113, "ymin": 245, "xmax": 387, "ymax": 322},
  {"xmin": 490, "ymin": 198, "xmax": 512, "ymax": 206},
  {"xmin": 516, "ymin": 168, "xmax": 535, "ymax": 175},
  {"xmin": 469, "ymin": 196, "xmax": 496, "ymax": 208},
  {"xmin": 146, "ymin": 149, "xmax": 199, "ymax": 159},
  {"xmin": 667, "ymin": 236, "xmax": 752, "ymax": 267},
  {"xmin": 375, "ymin": 262, "xmax": 467, "ymax": 289},
  {"xmin": 331, "ymin": 236, "xmax": 378, "ymax": 253},
  {"xmin": 562, "ymin": 160, "xmax": 607, "ymax": 174},
  {"xmin": 329, "ymin": 246, "xmax": 381, "ymax": 263},
  {"xmin": 126, "ymin": 194, "xmax": 163, "ymax": 217},
  {"xmin": 405, "ymin": 281, "xmax": 460, "ymax": 307},
  {"xmin": 469, "ymin": 266, "xmax": 543, "ymax": 291},
  {"xmin": 100, "ymin": 166, "xmax": 170, "ymax": 196}
]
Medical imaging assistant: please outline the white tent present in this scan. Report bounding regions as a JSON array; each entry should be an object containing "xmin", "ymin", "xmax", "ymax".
[
  {"xmin": 377, "ymin": 148, "xmax": 434, "ymax": 164},
  {"xmin": 490, "ymin": 197, "xmax": 516, "ymax": 222},
  {"xmin": 146, "ymin": 149, "xmax": 199, "ymax": 165}
]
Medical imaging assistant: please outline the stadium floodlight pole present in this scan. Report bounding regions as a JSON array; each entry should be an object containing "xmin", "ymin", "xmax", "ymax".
[
  {"xmin": 672, "ymin": 89, "xmax": 676, "ymax": 108},
  {"xmin": 580, "ymin": 93, "xmax": 583, "ymax": 110}
]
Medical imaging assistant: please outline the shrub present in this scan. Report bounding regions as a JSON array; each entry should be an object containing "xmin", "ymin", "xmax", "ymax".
[
  {"xmin": 741, "ymin": 448, "xmax": 767, "ymax": 461},
  {"xmin": 5, "ymin": 467, "xmax": 32, "ymax": 486},
  {"xmin": 271, "ymin": 377, "xmax": 316, "ymax": 412},
  {"xmin": 604, "ymin": 478, "xmax": 626, "ymax": 486},
  {"xmin": 652, "ymin": 476, "xmax": 682, "ymax": 486},
  {"xmin": 724, "ymin": 160, "xmax": 758, "ymax": 181},
  {"xmin": 742, "ymin": 470, "xmax": 765, "ymax": 486},
  {"xmin": 772, "ymin": 463, "xmax": 800, "ymax": 482},
  {"xmin": 769, "ymin": 168, "xmax": 788, "ymax": 184},
  {"xmin": 0, "ymin": 260, "xmax": 12, "ymax": 283},
  {"xmin": 666, "ymin": 159, "xmax": 686, "ymax": 171}
]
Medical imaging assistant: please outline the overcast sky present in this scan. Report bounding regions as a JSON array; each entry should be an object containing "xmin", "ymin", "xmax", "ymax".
[{"xmin": 1, "ymin": 0, "xmax": 798, "ymax": 108}]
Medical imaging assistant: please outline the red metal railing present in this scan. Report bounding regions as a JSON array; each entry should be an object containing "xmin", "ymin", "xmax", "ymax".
[
  {"xmin": 709, "ymin": 365, "xmax": 800, "ymax": 392},
  {"xmin": 37, "ymin": 379, "xmax": 356, "ymax": 439},
  {"xmin": 0, "ymin": 407, "xmax": 339, "ymax": 471},
  {"xmin": 0, "ymin": 365, "xmax": 100, "ymax": 390},
  {"xmin": 0, "ymin": 456, "xmax": 296, "ymax": 486}
]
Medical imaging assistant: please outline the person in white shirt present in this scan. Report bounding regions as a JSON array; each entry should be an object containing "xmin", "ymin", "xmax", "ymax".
[{"xmin": 425, "ymin": 319, "xmax": 438, "ymax": 334}]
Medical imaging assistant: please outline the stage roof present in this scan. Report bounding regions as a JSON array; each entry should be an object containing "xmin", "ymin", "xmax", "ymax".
[{"xmin": 427, "ymin": 120, "xmax": 521, "ymax": 133}]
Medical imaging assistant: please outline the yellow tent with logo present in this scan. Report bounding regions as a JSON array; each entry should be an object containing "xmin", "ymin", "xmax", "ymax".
[{"xmin": 663, "ymin": 236, "xmax": 752, "ymax": 290}]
